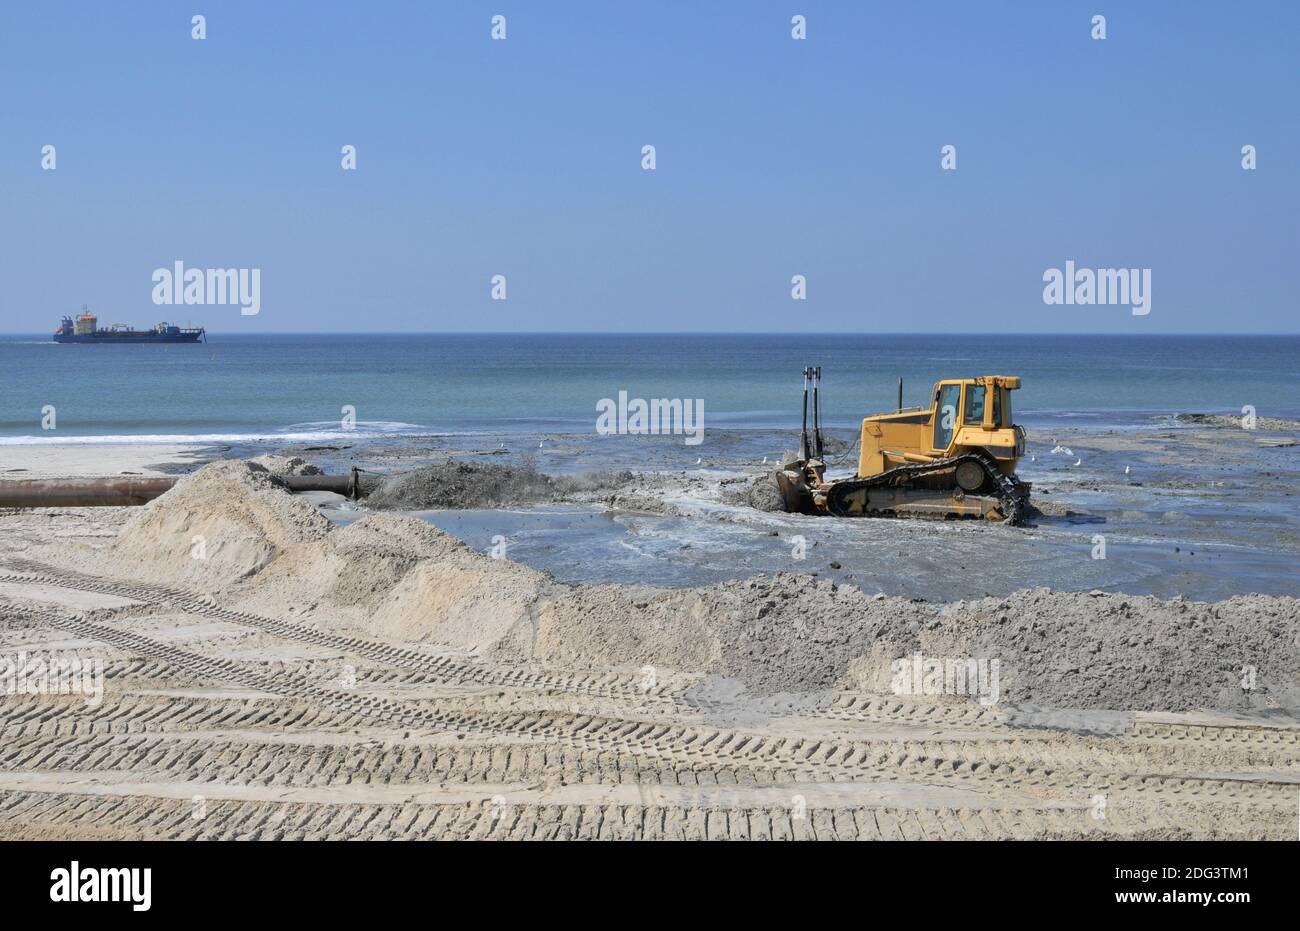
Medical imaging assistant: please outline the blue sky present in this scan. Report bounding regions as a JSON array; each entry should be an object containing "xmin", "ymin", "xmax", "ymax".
[{"xmin": 2, "ymin": 1, "xmax": 1296, "ymax": 333}]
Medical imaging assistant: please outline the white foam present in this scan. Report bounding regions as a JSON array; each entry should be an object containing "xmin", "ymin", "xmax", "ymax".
[{"xmin": 0, "ymin": 421, "xmax": 434, "ymax": 447}]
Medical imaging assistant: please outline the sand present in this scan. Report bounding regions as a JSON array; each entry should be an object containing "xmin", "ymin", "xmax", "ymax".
[
  {"xmin": 364, "ymin": 460, "xmax": 636, "ymax": 511},
  {"xmin": 55, "ymin": 461, "xmax": 334, "ymax": 590},
  {"xmin": 61, "ymin": 461, "xmax": 1296, "ymax": 712},
  {"xmin": 1173, "ymin": 413, "xmax": 1300, "ymax": 432},
  {"xmin": 1, "ymin": 455, "xmax": 1297, "ymax": 840},
  {"xmin": 0, "ymin": 443, "xmax": 209, "ymax": 479}
]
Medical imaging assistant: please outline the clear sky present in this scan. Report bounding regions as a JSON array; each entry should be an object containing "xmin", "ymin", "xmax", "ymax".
[{"xmin": 2, "ymin": 1, "xmax": 1296, "ymax": 334}]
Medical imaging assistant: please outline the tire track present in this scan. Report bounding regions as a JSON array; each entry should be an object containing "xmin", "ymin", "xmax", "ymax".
[
  {"xmin": 12, "ymin": 565, "xmax": 1299, "ymax": 751},
  {"xmin": 7, "ymin": 728, "xmax": 1296, "ymax": 799},
  {"xmin": 9, "ymin": 603, "xmax": 1297, "ymax": 805},
  {"xmin": 0, "ymin": 788, "xmax": 1286, "ymax": 840},
  {"xmin": 0, "ymin": 693, "xmax": 364, "ymax": 738},
  {"xmin": 0, "ymin": 568, "xmax": 672, "ymax": 704}
]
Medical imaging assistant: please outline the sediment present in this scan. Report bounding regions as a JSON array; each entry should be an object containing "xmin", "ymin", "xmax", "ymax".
[{"xmin": 29, "ymin": 459, "xmax": 1299, "ymax": 714}]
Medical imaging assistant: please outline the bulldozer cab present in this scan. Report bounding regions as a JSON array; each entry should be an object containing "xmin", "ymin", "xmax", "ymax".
[
  {"xmin": 854, "ymin": 375, "xmax": 1022, "ymax": 478},
  {"xmin": 931, "ymin": 377, "xmax": 1019, "ymax": 455}
]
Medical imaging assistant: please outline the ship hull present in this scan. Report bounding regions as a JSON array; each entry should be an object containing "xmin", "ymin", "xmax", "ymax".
[{"xmin": 53, "ymin": 333, "xmax": 204, "ymax": 344}]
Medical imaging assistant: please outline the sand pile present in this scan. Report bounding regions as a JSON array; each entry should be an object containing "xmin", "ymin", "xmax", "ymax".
[
  {"xmin": 530, "ymin": 572, "xmax": 1300, "ymax": 712},
  {"xmin": 966, "ymin": 589, "xmax": 1300, "ymax": 712},
  {"xmin": 232, "ymin": 514, "xmax": 447, "ymax": 615},
  {"xmin": 364, "ymin": 461, "xmax": 635, "ymax": 510},
  {"xmin": 532, "ymin": 584, "xmax": 724, "ymax": 670},
  {"xmin": 247, "ymin": 454, "xmax": 323, "ymax": 476},
  {"xmin": 366, "ymin": 461, "xmax": 566, "ymax": 510},
  {"xmin": 360, "ymin": 519, "xmax": 548, "ymax": 654},
  {"xmin": 229, "ymin": 512, "xmax": 549, "ymax": 655},
  {"xmin": 1174, "ymin": 412, "xmax": 1300, "ymax": 431},
  {"xmin": 532, "ymin": 574, "xmax": 926, "ymax": 691},
  {"xmin": 95, "ymin": 461, "xmax": 332, "ymax": 590},
  {"xmin": 45, "ymin": 458, "xmax": 1299, "ymax": 714},
  {"xmin": 720, "ymin": 474, "xmax": 786, "ymax": 512}
]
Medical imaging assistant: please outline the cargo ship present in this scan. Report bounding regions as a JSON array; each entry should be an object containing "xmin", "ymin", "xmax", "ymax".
[{"xmin": 53, "ymin": 310, "xmax": 205, "ymax": 344}]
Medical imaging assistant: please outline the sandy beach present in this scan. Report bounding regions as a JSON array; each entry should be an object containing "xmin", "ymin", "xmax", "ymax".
[
  {"xmin": 0, "ymin": 443, "xmax": 210, "ymax": 480},
  {"xmin": 1, "ymin": 421, "xmax": 1297, "ymax": 840}
]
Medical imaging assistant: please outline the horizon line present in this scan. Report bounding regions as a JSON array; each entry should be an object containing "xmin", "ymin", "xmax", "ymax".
[{"xmin": 6, "ymin": 330, "xmax": 1300, "ymax": 338}]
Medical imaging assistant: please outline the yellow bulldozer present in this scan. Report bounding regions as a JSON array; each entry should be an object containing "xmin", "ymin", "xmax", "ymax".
[{"xmin": 776, "ymin": 367, "xmax": 1031, "ymax": 525}]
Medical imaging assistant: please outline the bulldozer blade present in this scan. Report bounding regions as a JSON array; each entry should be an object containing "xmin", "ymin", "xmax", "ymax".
[{"xmin": 775, "ymin": 467, "xmax": 816, "ymax": 514}]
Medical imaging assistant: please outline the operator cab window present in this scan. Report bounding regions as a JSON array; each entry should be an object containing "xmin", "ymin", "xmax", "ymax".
[
  {"xmin": 934, "ymin": 384, "xmax": 961, "ymax": 449},
  {"xmin": 963, "ymin": 385, "xmax": 986, "ymax": 425}
]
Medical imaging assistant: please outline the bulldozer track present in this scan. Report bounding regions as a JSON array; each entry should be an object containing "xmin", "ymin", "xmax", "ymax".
[
  {"xmin": 0, "ymin": 568, "xmax": 674, "ymax": 704},
  {"xmin": 823, "ymin": 695, "xmax": 1009, "ymax": 727},
  {"xmin": 0, "ymin": 732, "xmax": 795, "ymax": 789},
  {"xmin": 6, "ymin": 604, "xmax": 1296, "ymax": 805},
  {"xmin": 3, "ymin": 566, "xmax": 1085, "ymax": 735},
  {"xmin": 6, "ymin": 566, "xmax": 1299, "ymax": 803},
  {"xmin": 825, "ymin": 451, "xmax": 1028, "ymax": 525},
  {"xmin": 20, "ymin": 564, "xmax": 1288, "ymax": 749},
  {"xmin": 0, "ymin": 694, "xmax": 366, "ymax": 738},
  {"xmin": 3, "ymin": 727, "xmax": 1295, "ymax": 798},
  {"xmin": 1129, "ymin": 719, "xmax": 1300, "ymax": 750},
  {"xmin": 0, "ymin": 789, "xmax": 1286, "ymax": 840}
]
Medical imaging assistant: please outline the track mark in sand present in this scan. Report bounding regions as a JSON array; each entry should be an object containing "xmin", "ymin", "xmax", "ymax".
[
  {"xmin": 8, "ymin": 565, "xmax": 1300, "ymax": 824},
  {"xmin": 17, "ymin": 566, "xmax": 1296, "ymax": 749},
  {"xmin": 0, "ymin": 693, "xmax": 363, "ymax": 739},
  {"xmin": 10, "ymin": 603, "xmax": 1299, "ymax": 808},
  {"xmin": 0, "ymin": 772, "xmax": 1031, "ymax": 810},
  {"xmin": 823, "ymin": 694, "xmax": 1009, "ymax": 728},
  {"xmin": 0, "ymin": 789, "xmax": 1289, "ymax": 840},
  {"xmin": 1130, "ymin": 719, "xmax": 1300, "ymax": 750},
  {"xmin": 824, "ymin": 695, "xmax": 1300, "ymax": 756},
  {"xmin": 0, "ymin": 568, "xmax": 674, "ymax": 704}
]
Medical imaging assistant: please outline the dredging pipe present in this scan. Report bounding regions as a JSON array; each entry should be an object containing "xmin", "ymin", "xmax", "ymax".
[{"xmin": 0, "ymin": 468, "xmax": 372, "ymax": 508}]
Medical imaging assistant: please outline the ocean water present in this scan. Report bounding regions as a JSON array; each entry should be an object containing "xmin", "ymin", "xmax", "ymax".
[{"xmin": 1, "ymin": 333, "xmax": 1296, "ymax": 444}]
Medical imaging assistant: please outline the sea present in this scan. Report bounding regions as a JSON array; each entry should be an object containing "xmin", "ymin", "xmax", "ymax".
[{"xmin": 2, "ymin": 333, "xmax": 1296, "ymax": 445}]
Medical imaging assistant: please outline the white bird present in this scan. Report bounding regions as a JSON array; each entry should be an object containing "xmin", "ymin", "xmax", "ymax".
[
  {"xmin": 1030, "ymin": 455, "xmax": 1036, "ymax": 462},
  {"xmin": 1073, "ymin": 458, "xmax": 1082, "ymax": 467},
  {"xmin": 762, "ymin": 456, "xmax": 768, "ymax": 465},
  {"xmin": 538, "ymin": 441, "xmax": 543, "ymax": 448},
  {"xmin": 695, "ymin": 458, "xmax": 702, "ymax": 465},
  {"xmin": 1124, "ymin": 465, "xmax": 1130, "ymax": 475}
]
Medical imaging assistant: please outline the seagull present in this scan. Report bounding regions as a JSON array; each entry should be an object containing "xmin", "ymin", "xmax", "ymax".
[
  {"xmin": 762, "ymin": 456, "xmax": 768, "ymax": 465},
  {"xmin": 695, "ymin": 458, "xmax": 702, "ymax": 465},
  {"xmin": 538, "ymin": 441, "xmax": 543, "ymax": 448},
  {"xmin": 1124, "ymin": 465, "xmax": 1130, "ymax": 475},
  {"xmin": 1030, "ymin": 455, "xmax": 1036, "ymax": 462},
  {"xmin": 1073, "ymin": 458, "xmax": 1082, "ymax": 467}
]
